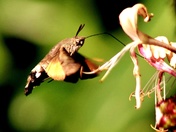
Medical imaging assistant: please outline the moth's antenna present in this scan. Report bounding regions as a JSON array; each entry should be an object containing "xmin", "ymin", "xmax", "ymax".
[{"xmin": 75, "ymin": 24, "xmax": 85, "ymax": 37}]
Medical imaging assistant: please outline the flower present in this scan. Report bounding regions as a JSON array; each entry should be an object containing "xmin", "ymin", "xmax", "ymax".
[
  {"xmin": 155, "ymin": 96, "xmax": 176, "ymax": 131},
  {"xmin": 91, "ymin": 3, "xmax": 176, "ymax": 109},
  {"xmin": 118, "ymin": 3, "xmax": 176, "ymax": 78},
  {"xmin": 86, "ymin": 2, "xmax": 176, "ymax": 131}
]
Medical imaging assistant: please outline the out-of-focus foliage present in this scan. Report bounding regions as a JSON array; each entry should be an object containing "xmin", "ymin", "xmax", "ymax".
[{"xmin": 0, "ymin": 0, "xmax": 175, "ymax": 132}]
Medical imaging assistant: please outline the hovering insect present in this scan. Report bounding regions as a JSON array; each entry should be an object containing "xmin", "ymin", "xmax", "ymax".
[{"xmin": 24, "ymin": 24, "xmax": 99, "ymax": 95}]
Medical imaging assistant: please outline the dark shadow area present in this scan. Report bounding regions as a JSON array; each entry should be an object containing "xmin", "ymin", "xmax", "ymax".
[
  {"xmin": 94, "ymin": 0, "xmax": 140, "ymax": 31},
  {"xmin": 172, "ymin": 0, "xmax": 176, "ymax": 14},
  {"xmin": 3, "ymin": 35, "xmax": 38, "ymax": 69},
  {"xmin": 0, "ymin": 35, "xmax": 39, "ymax": 131}
]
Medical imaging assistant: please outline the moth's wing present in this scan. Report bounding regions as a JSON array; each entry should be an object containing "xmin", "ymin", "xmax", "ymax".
[
  {"xmin": 73, "ymin": 53, "xmax": 99, "ymax": 79},
  {"xmin": 25, "ymin": 57, "xmax": 65, "ymax": 96},
  {"xmin": 53, "ymin": 50, "xmax": 98, "ymax": 82},
  {"xmin": 58, "ymin": 49, "xmax": 81, "ymax": 83},
  {"xmin": 24, "ymin": 57, "xmax": 65, "ymax": 95},
  {"xmin": 24, "ymin": 65, "xmax": 49, "ymax": 96},
  {"xmin": 45, "ymin": 56, "xmax": 66, "ymax": 81}
]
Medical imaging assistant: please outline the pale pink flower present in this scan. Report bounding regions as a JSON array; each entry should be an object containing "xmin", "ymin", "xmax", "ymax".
[
  {"xmin": 91, "ymin": 3, "xmax": 176, "ymax": 109},
  {"xmin": 92, "ymin": 3, "xmax": 176, "ymax": 131}
]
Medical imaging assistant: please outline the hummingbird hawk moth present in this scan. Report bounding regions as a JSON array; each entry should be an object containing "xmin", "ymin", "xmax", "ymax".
[{"xmin": 24, "ymin": 24, "xmax": 99, "ymax": 95}]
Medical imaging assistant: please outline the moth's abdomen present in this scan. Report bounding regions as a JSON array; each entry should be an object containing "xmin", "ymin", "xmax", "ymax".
[{"xmin": 24, "ymin": 65, "xmax": 49, "ymax": 95}]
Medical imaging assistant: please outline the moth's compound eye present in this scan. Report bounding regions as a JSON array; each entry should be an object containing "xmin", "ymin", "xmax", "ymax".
[{"xmin": 76, "ymin": 39, "xmax": 84, "ymax": 46}]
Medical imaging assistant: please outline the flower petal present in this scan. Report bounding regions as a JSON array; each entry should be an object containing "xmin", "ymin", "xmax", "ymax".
[
  {"xmin": 138, "ymin": 44, "xmax": 176, "ymax": 77},
  {"xmin": 119, "ymin": 3, "xmax": 153, "ymax": 42},
  {"xmin": 167, "ymin": 42, "xmax": 176, "ymax": 68}
]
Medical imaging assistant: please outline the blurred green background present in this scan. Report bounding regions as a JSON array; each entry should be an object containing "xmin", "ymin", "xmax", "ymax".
[{"xmin": 0, "ymin": 0, "xmax": 176, "ymax": 131}]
